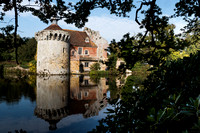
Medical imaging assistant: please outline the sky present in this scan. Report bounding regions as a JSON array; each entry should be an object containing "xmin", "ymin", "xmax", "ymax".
[{"xmin": 0, "ymin": 0, "xmax": 186, "ymax": 43}]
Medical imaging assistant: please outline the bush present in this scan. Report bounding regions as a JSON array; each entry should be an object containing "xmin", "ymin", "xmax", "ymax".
[
  {"xmin": 90, "ymin": 70, "xmax": 109, "ymax": 75},
  {"xmin": 90, "ymin": 63, "xmax": 101, "ymax": 71},
  {"xmin": 29, "ymin": 60, "xmax": 36, "ymax": 73}
]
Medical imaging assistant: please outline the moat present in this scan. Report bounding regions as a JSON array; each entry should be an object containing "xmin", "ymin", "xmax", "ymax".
[{"xmin": 0, "ymin": 74, "xmax": 120, "ymax": 133}]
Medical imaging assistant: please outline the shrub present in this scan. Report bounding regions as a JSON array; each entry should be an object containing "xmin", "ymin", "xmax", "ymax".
[
  {"xmin": 90, "ymin": 63, "xmax": 101, "ymax": 71},
  {"xmin": 29, "ymin": 60, "xmax": 36, "ymax": 73}
]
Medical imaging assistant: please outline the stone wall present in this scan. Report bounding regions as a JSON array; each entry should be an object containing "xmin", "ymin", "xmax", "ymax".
[
  {"xmin": 35, "ymin": 30, "xmax": 70, "ymax": 75},
  {"xmin": 80, "ymin": 61, "xmax": 97, "ymax": 72},
  {"xmin": 70, "ymin": 60, "xmax": 80, "ymax": 73},
  {"xmin": 84, "ymin": 27, "xmax": 109, "ymax": 61}
]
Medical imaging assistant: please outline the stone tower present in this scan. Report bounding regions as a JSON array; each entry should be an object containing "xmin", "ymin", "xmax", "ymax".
[{"xmin": 35, "ymin": 18, "xmax": 70, "ymax": 75}]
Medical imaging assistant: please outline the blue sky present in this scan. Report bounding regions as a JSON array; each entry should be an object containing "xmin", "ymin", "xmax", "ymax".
[{"xmin": 0, "ymin": 0, "xmax": 186, "ymax": 43}]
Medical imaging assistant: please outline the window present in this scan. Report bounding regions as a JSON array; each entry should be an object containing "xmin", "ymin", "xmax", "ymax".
[
  {"xmin": 78, "ymin": 92, "xmax": 82, "ymax": 100},
  {"xmin": 63, "ymin": 48, "xmax": 67, "ymax": 53},
  {"xmin": 84, "ymin": 80, "xmax": 89, "ymax": 85},
  {"xmin": 85, "ymin": 37, "xmax": 89, "ymax": 43},
  {"xmin": 58, "ymin": 34, "xmax": 61, "ymax": 41},
  {"xmin": 84, "ymin": 92, "xmax": 88, "ymax": 97},
  {"xmin": 71, "ymin": 92, "xmax": 74, "ymax": 98},
  {"xmin": 85, "ymin": 62, "xmax": 89, "ymax": 67},
  {"xmin": 85, "ymin": 50, "xmax": 89, "ymax": 55},
  {"xmin": 78, "ymin": 47, "xmax": 82, "ymax": 55},
  {"xmin": 53, "ymin": 33, "xmax": 57, "ymax": 40},
  {"xmin": 71, "ymin": 51, "xmax": 75, "ymax": 56}
]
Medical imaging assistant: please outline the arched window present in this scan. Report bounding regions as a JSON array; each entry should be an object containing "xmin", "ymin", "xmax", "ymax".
[
  {"xmin": 62, "ymin": 35, "xmax": 65, "ymax": 41},
  {"xmin": 58, "ymin": 34, "xmax": 62, "ymax": 41},
  {"xmin": 50, "ymin": 33, "xmax": 53, "ymax": 40},
  {"xmin": 53, "ymin": 33, "xmax": 57, "ymax": 40},
  {"xmin": 85, "ymin": 50, "xmax": 89, "ymax": 55}
]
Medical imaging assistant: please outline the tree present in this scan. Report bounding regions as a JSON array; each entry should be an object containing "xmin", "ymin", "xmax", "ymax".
[
  {"xmin": 90, "ymin": 63, "xmax": 101, "ymax": 71},
  {"xmin": 113, "ymin": 24, "xmax": 190, "ymax": 68},
  {"xmin": 0, "ymin": 25, "xmax": 14, "ymax": 61},
  {"xmin": 106, "ymin": 41, "xmax": 119, "ymax": 70},
  {"xmin": 18, "ymin": 37, "xmax": 37, "ymax": 63},
  {"xmin": 0, "ymin": 0, "xmax": 199, "ymax": 66},
  {"xmin": 0, "ymin": 0, "xmax": 101, "ymax": 64}
]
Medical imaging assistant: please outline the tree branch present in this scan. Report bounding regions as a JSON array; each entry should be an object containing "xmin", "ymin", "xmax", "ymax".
[
  {"xmin": 135, "ymin": 2, "xmax": 144, "ymax": 25},
  {"xmin": 13, "ymin": 0, "xmax": 19, "ymax": 64}
]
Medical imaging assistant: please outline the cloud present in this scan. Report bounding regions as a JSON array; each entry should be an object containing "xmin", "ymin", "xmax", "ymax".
[
  {"xmin": 60, "ymin": 15, "xmax": 142, "ymax": 42},
  {"xmin": 86, "ymin": 16, "xmax": 142, "ymax": 42},
  {"xmin": 169, "ymin": 17, "xmax": 187, "ymax": 34}
]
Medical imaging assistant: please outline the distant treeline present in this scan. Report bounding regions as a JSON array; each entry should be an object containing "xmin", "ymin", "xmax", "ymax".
[{"xmin": 0, "ymin": 33, "xmax": 36, "ymax": 63}]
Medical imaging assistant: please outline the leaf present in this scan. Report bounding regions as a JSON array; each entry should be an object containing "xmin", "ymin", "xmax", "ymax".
[
  {"xmin": 105, "ymin": 109, "xmax": 115, "ymax": 114},
  {"xmin": 147, "ymin": 67, "xmax": 157, "ymax": 71},
  {"xmin": 175, "ymin": 94, "xmax": 181, "ymax": 104}
]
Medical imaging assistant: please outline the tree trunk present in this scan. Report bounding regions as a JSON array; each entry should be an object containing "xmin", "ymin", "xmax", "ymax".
[{"xmin": 13, "ymin": 0, "xmax": 19, "ymax": 65}]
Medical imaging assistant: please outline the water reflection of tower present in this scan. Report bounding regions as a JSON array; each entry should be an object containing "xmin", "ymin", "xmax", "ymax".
[
  {"xmin": 70, "ymin": 75, "xmax": 108, "ymax": 117},
  {"xmin": 34, "ymin": 75, "xmax": 70, "ymax": 130}
]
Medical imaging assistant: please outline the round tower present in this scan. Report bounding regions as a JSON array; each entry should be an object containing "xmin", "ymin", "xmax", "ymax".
[{"xmin": 35, "ymin": 18, "xmax": 70, "ymax": 75}]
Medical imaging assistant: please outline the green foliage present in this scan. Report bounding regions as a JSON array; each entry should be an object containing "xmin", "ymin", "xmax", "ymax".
[
  {"xmin": 18, "ymin": 38, "xmax": 37, "ymax": 63},
  {"xmin": 166, "ymin": 33, "xmax": 200, "ymax": 62},
  {"xmin": 90, "ymin": 70, "xmax": 109, "ymax": 75},
  {"xmin": 106, "ymin": 41, "xmax": 118, "ymax": 71},
  {"xmin": 0, "ymin": 34, "xmax": 36, "ymax": 65},
  {"xmin": 28, "ymin": 60, "xmax": 36, "ymax": 74},
  {"xmin": 1, "ymin": 0, "xmax": 199, "ymax": 68},
  {"xmin": 0, "ymin": 28, "xmax": 26, "ymax": 62},
  {"xmin": 107, "ymin": 53, "xmax": 118, "ymax": 70},
  {"xmin": 91, "ymin": 51, "xmax": 200, "ymax": 132},
  {"xmin": 166, "ymin": 49, "xmax": 189, "ymax": 61},
  {"xmin": 114, "ymin": 24, "xmax": 190, "ymax": 69},
  {"xmin": 90, "ymin": 63, "xmax": 101, "ymax": 71}
]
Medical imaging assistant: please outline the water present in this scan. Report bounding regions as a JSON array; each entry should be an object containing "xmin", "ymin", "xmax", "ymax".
[{"xmin": 0, "ymin": 75, "xmax": 115, "ymax": 133}]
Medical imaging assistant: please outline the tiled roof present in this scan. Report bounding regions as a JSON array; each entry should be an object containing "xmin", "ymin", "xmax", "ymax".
[
  {"xmin": 63, "ymin": 29, "xmax": 97, "ymax": 48},
  {"xmin": 44, "ymin": 24, "xmax": 63, "ymax": 30}
]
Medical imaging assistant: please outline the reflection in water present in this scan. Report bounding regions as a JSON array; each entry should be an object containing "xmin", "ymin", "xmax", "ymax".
[
  {"xmin": 35, "ymin": 75, "xmax": 108, "ymax": 131},
  {"xmin": 0, "ymin": 75, "xmax": 36, "ymax": 104},
  {"xmin": 70, "ymin": 75, "xmax": 108, "ymax": 118},
  {"xmin": 35, "ymin": 76, "xmax": 69, "ymax": 130}
]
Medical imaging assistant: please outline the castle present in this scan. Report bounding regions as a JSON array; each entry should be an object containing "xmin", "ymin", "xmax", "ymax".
[{"xmin": 35, "ymin": 19, "xmax": 108, "ymax": 75}]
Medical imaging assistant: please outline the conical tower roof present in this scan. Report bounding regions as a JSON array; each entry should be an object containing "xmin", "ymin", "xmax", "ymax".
[
  {"xmin": 44, "ymin": 24, "xmax": 63, "ymax": 30},
  {"xmin": 44, "ymin": 17, "xmax": 63, "ymax": 30}
]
